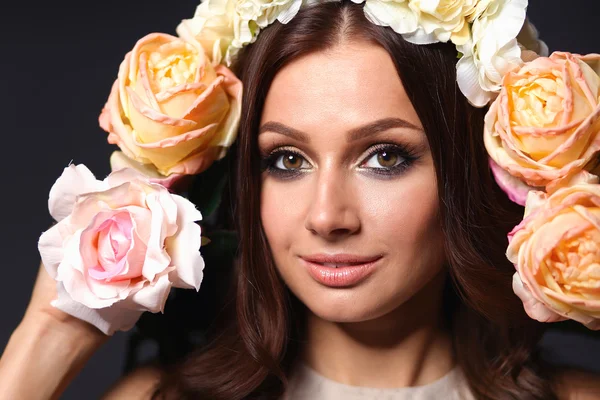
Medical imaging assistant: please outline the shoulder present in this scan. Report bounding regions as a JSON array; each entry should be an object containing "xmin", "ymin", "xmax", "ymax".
[
  {"xmin": 555, "ymin": 368, "xmax": 600, "ymax": 400},
  {"xmin": 101, "ymin": 365, "xmax": 163, "ymax": 400}
]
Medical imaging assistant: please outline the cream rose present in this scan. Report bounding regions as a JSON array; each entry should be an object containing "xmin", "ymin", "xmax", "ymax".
[
  {"xmin": 456, "ymin": 0, "xmax": 527, "ymax": 107},
  {"xmin": 357, "ymin": 0, "xmax": 475, "ymax": 45},
  {"xmin": 176, "ymin": 0, "xmax": 302, "ymax": 66},
  {"xmin": 37, "ymin": 164, "xmax": 205, "ymax": 335},
  {"xmin": 484, "ymin": 52, "xmax": 600, "ymax": 203},
  {"xmin": 99, "ymin": 33, "xmax": 242, "ymax": 186},
  {"xmin": 507, "ymin": 184, "xmax": 600, "ymax": 330},
  {"xmin": 409, "ymin": 0, "xmax": 477, "ymax": 45},
  {"xmin": 356, "ymin": 0, "xmax": 418, "ymax": 38}
]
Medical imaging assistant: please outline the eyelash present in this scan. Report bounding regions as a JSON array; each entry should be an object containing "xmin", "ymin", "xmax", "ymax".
[
  {"xmin": 360, "ymin": 143, "xmax": 416, "ymax": 176},
  {"xmin": 260, "ymin": 143, "xmax": 418, "ymax": 179}
]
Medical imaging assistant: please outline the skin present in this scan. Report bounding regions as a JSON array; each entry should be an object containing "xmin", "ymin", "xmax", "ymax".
[{"xmin": 258, "ymin": 40, "xmax": 455, "ymax": 388}]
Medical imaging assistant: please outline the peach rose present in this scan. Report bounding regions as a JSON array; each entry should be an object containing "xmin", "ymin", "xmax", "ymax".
[
  {"xmin": 507, "ymin": 183, "xmax": 600, "ymax": 330},
  {"xmin": 484, "ymin": 52, "xmax": 600, "ymax": 204},
  {"xmin": 37, "ymin": 164, "xmax": 205, "ymax": 334},
  {"xmin": 99, "ymin": 33, "xmax": 242, "ymax": 187}
]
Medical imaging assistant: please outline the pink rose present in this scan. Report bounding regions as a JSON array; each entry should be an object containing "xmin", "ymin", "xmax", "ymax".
[
  {"xmin": 485, "ymin": 52, "xmax": 600, "ymax": 205},
  {"xmin": 99, "ymin": 32, "xmax": 242, "ymax": 187},
  {"xmin": 37, "ymin": 164, "xmax": 204, "ymax": 334},
  {"xmin": 507, "ymin": 184, "xmax": 600, "ymax": 330}
]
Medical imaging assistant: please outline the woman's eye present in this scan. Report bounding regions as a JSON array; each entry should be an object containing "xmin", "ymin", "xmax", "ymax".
[
  {"xmin": 363, "ymin": 149, "xmax": 405, "ymax": 169},
  {"xmin": 274, "ymin": 152, "xmax": 310, "ymax": 171}
]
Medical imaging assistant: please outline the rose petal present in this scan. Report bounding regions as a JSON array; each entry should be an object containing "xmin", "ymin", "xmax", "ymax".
[
  {"xmin": 276, "ymin": 0, "xmax": 302, "ymax": 24},
  {"xmin": 477, "ymin": 0, "xmax": 527, "ymax": 50},
  {"xmin": 512, "ymin": 273, "xmax": 567, "ymax": 323},
  {"xmin": 57, "ymin": 226, "xmax": 140, "ymax": 309},
  {"xmin": 211, "ymin": 65, "xmax": 242, "ymax": 149},
  {"xmin": 546, "ymin": 170, "xmax": 600, "ymax": 194},
  {"xmin": 38, "ymin": 217, "xmax": 77, "ymax": 279},
  {"xmin": 363, "ymin": 0, "xmax": 419, "ymax": 35},
  {"xmin": 104, "ymin": 166, "xmax": 150, "ymax": 188},
  {"xmin": 109, "ymin": 151, "xmax": 187, "ymax": 190},
  {"xmin": 52, "ymin": 282, "xmax": 143, "ymax": 335},
  {"xmin": 140, "ymin": 191, "xmax": 177, "ymax": 281},
  {"xmin": 48, "ymin": 164, "xmax": 107, "ymax": 222},
  {"xmin": 117, "ymin": 228, "xmax": 148, "ymax": 280},
  {"xmin": 83, "ymin": 214, "xmax": 122, "ymax": 279},
  {"xmin": 129, "ymin": 273, "xmax": 173, "ymax": 313},
  {"xmin": 456, "ymin": 51, "xmax": 492, "ymax": 108},
  {"xmin": 489, "ymin": 157, "xmax": 536, "ymax": 205},
  {"xmin": 166, "ymin": 194, "xmax": 203, "ymax": 290}
]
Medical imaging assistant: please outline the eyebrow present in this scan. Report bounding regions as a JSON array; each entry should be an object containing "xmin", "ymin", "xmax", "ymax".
[
  {"xmin": 258, "ymin": 118, "xmax": 422, "ymax": 143},
  {"xmin": 259, "ymin": 121, "xmax": 310, "ymax": 142}
]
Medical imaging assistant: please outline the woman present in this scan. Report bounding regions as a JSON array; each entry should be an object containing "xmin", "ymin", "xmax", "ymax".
[{"xmin": 1, "ymin": 1, "xmax": 599, "ymax": 399}]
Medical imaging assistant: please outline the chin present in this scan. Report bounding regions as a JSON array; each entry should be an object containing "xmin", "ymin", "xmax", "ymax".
[
  {"xmin": 308, "ymin": 304, "xmax": 374, "ymax": 323},
  {"xmin": 295, "ymin": 284, "xmax": 397, "ymax": 323}
]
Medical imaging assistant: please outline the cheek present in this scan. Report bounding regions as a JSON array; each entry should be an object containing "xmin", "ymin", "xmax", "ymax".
[
  {"xmin": 356, "ymin": 171, "xmax": 445, "ymax": 302},
  {"xmin": 260, "ymin": 177, "xmax": 309, "ymax": 255},
  {"xmin": 363, "ymin": 173, "xmax": 441, "ymax": 254}
]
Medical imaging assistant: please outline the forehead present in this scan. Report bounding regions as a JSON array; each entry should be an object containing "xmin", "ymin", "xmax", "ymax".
[{"xmin": 261, "ymin": 41, "xmax": 422, "ymax": 132}]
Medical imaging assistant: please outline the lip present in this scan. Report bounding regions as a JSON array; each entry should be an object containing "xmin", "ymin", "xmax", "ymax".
[{"xmin": 299, "ymin": 254, "xmax": 382, "ymax": 288}]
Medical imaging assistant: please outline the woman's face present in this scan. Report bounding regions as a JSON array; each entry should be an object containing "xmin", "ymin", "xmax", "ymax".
[{"xmin": 258, "ymin": 41, "xmax": 446, "ymax": 322}]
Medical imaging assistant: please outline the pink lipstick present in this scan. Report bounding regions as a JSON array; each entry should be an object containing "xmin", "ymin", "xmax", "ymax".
[{"xmin": 300, "ymin": 254, "xmax": 381, "ymax": 287}]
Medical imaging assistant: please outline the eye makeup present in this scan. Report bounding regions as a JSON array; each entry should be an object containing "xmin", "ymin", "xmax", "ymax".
[
  {"xmin": 260, "ymin": 142, "xmax": 420, "ymax": 180},
  {"xmin": 260, "ymin": 146, "xmax": 312, "ymax": 180},
  {"xmin": 356, "ymin": 143, "xmax": 418, "ymax": 178}
]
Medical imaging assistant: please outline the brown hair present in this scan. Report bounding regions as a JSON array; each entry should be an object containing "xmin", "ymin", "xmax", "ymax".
[{"xmin": 155, "ymin": 2, "xmax": 557, "ymax": 399}]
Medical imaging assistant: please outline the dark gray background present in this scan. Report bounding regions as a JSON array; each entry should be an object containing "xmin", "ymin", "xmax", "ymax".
[{"xmin": 1, "ymin": 1, "xmax": 599, "ymax": 398}]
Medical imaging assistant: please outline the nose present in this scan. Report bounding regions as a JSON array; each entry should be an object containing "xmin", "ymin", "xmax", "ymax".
[{"xmin": 304, "ymin": 169, "xmax": 361, "ymax": 239}]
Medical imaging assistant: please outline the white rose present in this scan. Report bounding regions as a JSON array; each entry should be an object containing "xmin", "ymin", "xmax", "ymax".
[
  {"xmin": 456, "ymin": 0, "xmax": 527, "ymax": 107},
  {"xmin": 357, "ymin": 0, "xmax": 476, "ymax": 45},
  {"xmin": 408, "ymin": 0, "xmax": 477, "ymax": 45},
  {"xmin": 177, "ymin": 0, "xmax": 238, "ymax": 66},
  {"xmin": 353, "ymin": 0, "xmax": 419, "ymax": 39},
  {"xmin": 177, "ymin": 0, "xmax": 302, "ymax": 66}
]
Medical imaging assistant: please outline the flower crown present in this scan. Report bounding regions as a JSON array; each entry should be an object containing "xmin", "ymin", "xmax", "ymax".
[
  {"xmin": 38, "ymin": 0, "xmax": 600, "ymax": 335},
  {"xmin": 176, "ymin": 0, "xmax": 548, "ymax": 108}
]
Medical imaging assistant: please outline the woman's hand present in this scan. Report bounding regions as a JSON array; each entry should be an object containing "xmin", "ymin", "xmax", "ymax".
[
  {"xmin": 0, "ymin": 262, "xmax": 108, "ymax": 400},
  {"xmin": 24, "ymin": 262, "xmax": 108, "ymax": 334}
]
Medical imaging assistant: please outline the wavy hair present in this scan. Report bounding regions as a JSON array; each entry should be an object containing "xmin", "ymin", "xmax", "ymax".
[{"xmin": 154, "ymin": 2, "xmax": 558, "ymax": 399}]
